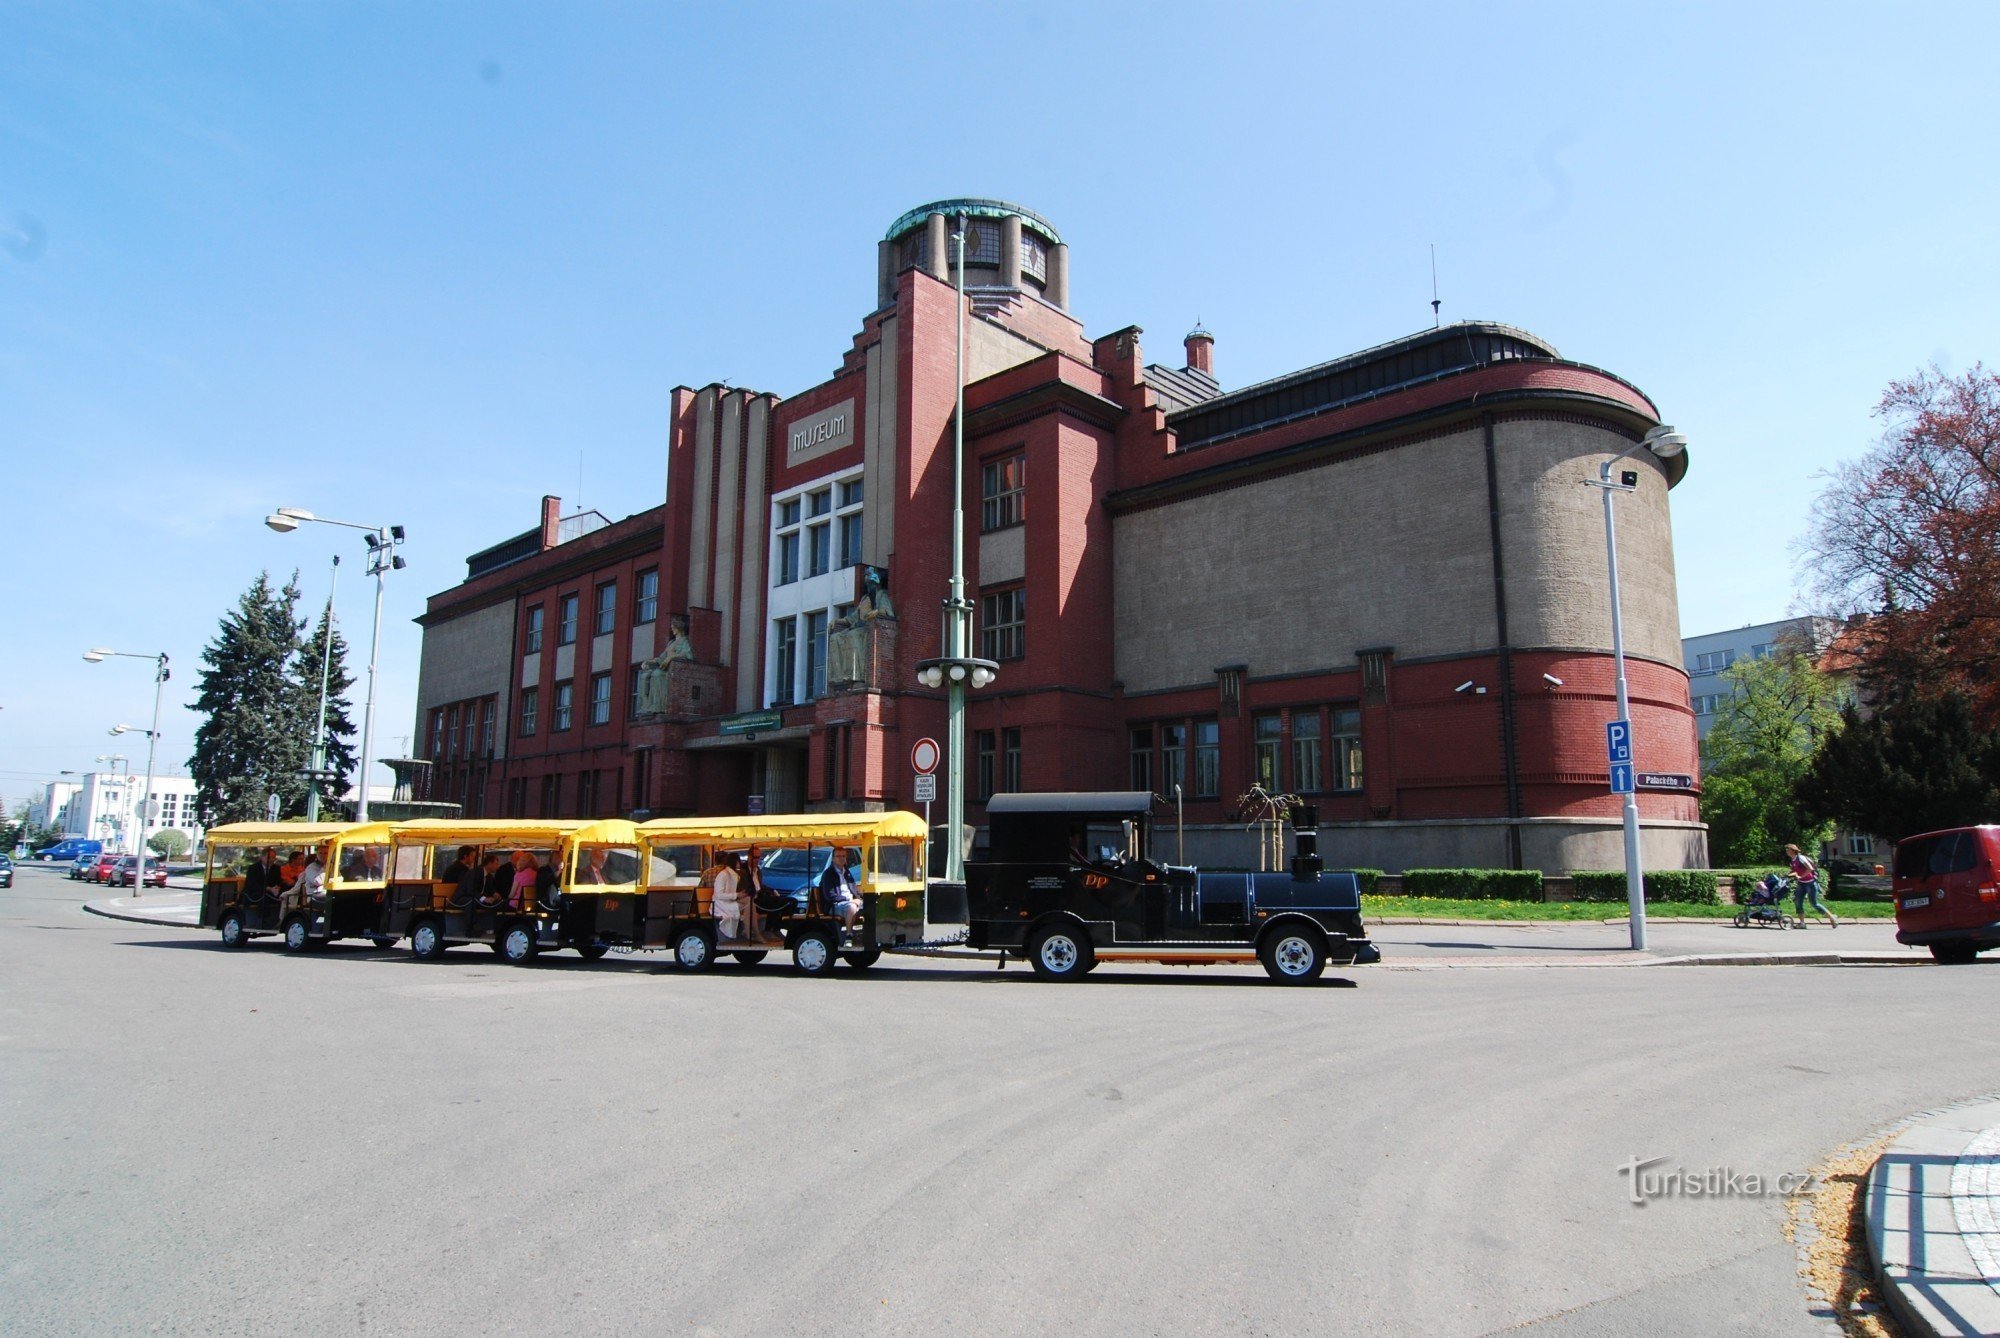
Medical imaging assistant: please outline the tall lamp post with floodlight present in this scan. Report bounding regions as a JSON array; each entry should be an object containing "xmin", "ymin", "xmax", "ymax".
[
  {"xmin": 1587, "ymin": 423, "xmax": 1688, "ymax": 951},
  {"xmin": 265, "ymin": 509, "xmax": 405, "ymax": 822},
  {"xmin": 83, "ymin": 650, "xmax": 168, "ymax": 894},
  {"xmin": 914, "ymin": 213, "xmax": 999, "ymax": 883}
]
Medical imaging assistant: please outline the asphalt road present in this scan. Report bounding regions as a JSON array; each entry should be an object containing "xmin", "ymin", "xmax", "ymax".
[{"xmin": 3, "ymin": 861, "xmax": 1994, "ymax": 1335}]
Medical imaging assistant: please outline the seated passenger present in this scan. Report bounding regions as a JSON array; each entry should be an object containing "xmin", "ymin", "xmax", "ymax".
[
  {"xmin": 469, "ymin": 852, "xmax": 508, "ymax": 932},
  {"xmin": 440, "ymin": 845, "xmax": 476, "ymax": 894},
  {"xmin": 577, "ymin": 849, "xmax": 610, "ymax": 884},
  {"xmin": 507, "ymin": 850, "xmax": 537, "ymax": 911},
  {"xmin": 533, "ymin": 850, "xmax": 560, "ymax": 910},
  {"xmin": 816, "ymin": 846, "xmax": 862, "ymax": 930},
  {"xmin": 243, "ymin": 847, "xmax": 281, "ymax": 903},
  {"xmin": 294, "ymin": 844, "xmax": 330, "ymax": 901},
  {"xmin": 710, "ymin": 851, "xmax": 744, "ymax": 942},
  {"xmin": 746, "ymin": 844, "xmax": 789, "ymax": 944},
  {"xmin": 279, "ymin": 849, "xmax": 306, "ymax": 891}
]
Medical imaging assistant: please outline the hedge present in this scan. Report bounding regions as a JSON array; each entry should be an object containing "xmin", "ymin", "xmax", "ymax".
[
  {"xmin": 1401, "ymin": 868, "xmax": 1543, "ymax": 900},
  {"xmin": 1570, "ymin": 869, "xmax": 1721, "ymax": 904},
  {"xmin": 1349, "ymin": 868, "xmax": 1384, "ymax": 896}
]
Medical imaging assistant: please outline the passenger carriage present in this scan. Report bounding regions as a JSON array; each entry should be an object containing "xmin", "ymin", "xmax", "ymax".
[
  {"xmin": 634, "ymin": 812, "xmax": 930, "ymax": 975},
  {"xmin": 201, "ymin": 821, "xmax": 396, "ymax": 952}
]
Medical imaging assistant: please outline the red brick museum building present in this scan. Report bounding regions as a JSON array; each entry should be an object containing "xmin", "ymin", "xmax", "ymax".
[{"xmin": 414, "ymin": 199, "xmax": 1705, "ymax": 871}]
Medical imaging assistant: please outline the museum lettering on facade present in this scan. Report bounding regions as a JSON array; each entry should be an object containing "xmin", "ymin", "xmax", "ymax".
[{"xmin": 411, "ymin": 198, "xmax": 1705, "ymax": 872}]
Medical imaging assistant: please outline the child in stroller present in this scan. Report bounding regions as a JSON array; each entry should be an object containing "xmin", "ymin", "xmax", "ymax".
[{"xmin": 1733, "ymin": 872, "xmax": 1799, "ymax": 929}]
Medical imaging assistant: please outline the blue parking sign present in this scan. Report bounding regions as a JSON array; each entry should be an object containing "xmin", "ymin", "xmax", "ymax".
[
  {"xmin": 1610, "ymin": 762, "xmax": 1635, "ymax": 794},
  {"xmin": 1605, "ymin": 719, "xmax": 1632, "ymax": 765}
]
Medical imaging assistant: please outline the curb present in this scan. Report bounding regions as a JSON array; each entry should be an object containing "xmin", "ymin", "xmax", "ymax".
[
  {"xmin": 1865, "ymin": 1094, "xmax": 2000, "ymax": 1337},
  {"xmin": 82, "ymin": 898, "xmax": 201, "ymax": 929},
  {"xmin": 1649, "ymin": 951, "xmax": 1926, "ymax": 968}
]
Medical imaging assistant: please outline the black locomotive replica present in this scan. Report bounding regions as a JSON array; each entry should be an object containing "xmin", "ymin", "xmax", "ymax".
[{"xmin": 964, "ymin": 792, "xmax": 1380, "ymax": 982}]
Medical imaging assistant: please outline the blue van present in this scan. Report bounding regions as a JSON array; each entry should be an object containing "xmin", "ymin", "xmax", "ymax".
[{"xmin": 34, "ymin": 838, "xmax": 103, "ymax": 864}]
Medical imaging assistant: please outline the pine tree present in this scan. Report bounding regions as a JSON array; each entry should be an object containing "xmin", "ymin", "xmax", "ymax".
[
  {"xmin": 1799, "ymin": 692, "xmax": 2000, "ymax": 842},
  {"xmin": 190, "ymin": 571, "xmax": 313, "ymax": 824},
  {"xmin": 293, "ymin": 601, "xmax": 359, "ymax": 818}
]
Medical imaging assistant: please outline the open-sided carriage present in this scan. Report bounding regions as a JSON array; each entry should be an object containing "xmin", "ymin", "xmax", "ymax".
[
  {"xmin": 633, "ymin": 812, "xmax": 930, "ymax": 975},
  {"xmin": 966, "ymin": 792, "xmax": 1379, "ymax": 982},
  {"xmin": 201, "ymin": 821, "xmax": 396, "ymax": 952},
  {"xmin": 381, "ymin": 818, "xmax": 639, "ymax": 964}
]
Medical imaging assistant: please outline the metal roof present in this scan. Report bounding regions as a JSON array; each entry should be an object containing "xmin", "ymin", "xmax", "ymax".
[
  {"xmin": 636, "ymin": 811, "xmax": 929, "ymax": 845},
  {"xmin": 205, "ymin": 822, "xmax": 395, "ymax": 845},
  {"xmin": 884, "ymin": 199, "xmax": 1062, "ymax": 246},
  {"xmin": 985, "ymin": 792, "xmax": 1157, "ymax": 816}
]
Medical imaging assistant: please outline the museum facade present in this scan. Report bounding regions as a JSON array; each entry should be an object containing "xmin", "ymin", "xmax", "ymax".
[{"xmin": 413, "ymin": 198, "xmax": 1706, "ymax": 872}]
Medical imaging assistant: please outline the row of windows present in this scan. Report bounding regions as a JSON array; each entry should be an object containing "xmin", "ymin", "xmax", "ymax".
[
  {"xmin": 430, "ymin": 696, "xmax": 499, "ymax": 761},
  {"xmin": 1692, "ymin": 692, "xmax": 1730, "ymax": 716},
  {"xmin": 502, "ymin": 768, "xmax": 623, "ymax": 821},
  {"xmin": 1129, "ymin": 707, "xmax": 1364, "ymax": 798},
  {"xmin": 523, "ymin": 570, "xmax": 660, "ymax": 653},
  {"xmin": 518, "ymin": 673, "xmax": 621, "ymax": 737},
  {"xmin": 775, "ymin": 480, "xmax": 864, "ymax": 585}
]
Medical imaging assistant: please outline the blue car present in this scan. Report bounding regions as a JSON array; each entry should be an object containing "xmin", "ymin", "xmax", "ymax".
[{"xmin": 757, "ymin": 845, "xmax": 860, "ymax": 911}]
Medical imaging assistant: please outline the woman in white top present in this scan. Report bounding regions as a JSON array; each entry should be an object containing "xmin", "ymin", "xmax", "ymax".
[
  {"xmin": 710, "ymin": 851, "xmax": 743, "ymax": 942},
  {"xmin": 294, "ymin": 843, "xmax": 329, "ymax": 901}
]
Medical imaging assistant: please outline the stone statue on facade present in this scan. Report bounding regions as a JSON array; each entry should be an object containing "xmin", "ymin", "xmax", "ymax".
[
  {"xmin": 635, "ymin": 614, "xmax": 693, "ymax": 718},
  {"xmin": 828, "ymin": 567, "xmax": 895, "ymax": 692}
]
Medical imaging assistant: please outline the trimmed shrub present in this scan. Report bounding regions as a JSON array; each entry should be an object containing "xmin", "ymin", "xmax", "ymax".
[
  {"xmin": 1571, "ymin": 870, "xmax": 1722, "ymax": 904},
  {"xmin": 1401, "ymin": 868, "xmax": 1544, "ymax": 900},
  {"xmin": 1348, "ymin": 868, "xmax": 1384, "ymax": 896}
]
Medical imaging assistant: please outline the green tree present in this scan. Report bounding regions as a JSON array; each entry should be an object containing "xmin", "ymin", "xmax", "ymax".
[
  {"xmin": 1798, "ymin": 691, "xmax": 2000, "ymax": 843},
  {"xmin": 190, "ymin": 571, "xmax": 313, "ymax": 824},
  {"xmin": 1699, "ymin": 646, "xmax": 1844, "ymax": 864},
  {"xmin": 293, "ymin": 600, "xmax": 358, "ymax": 816},
  {"xmin": 148, "ymin": 828, "xmax": 191, "ymax": 858}
]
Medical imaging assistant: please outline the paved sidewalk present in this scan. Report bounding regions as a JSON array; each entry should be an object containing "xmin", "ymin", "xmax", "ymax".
[
  {"xmin": 1867, "ymin": 1096, "xmax": 2000, "ymax": 1337},
  {"xmin": 83, "ymin": 891, "xmax": 201, "ymax": 927}
]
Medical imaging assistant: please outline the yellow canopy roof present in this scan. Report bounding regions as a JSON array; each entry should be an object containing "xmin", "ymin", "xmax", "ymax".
[
  {"xmin": 389, "ymin": 817, "xmax": 637, "ymax": 845},
  {"xmin": 636, "ymin": 810, "xmax": 928, "ymax": 846},
  {"xmin": 205, "ymin": 821, "xmax": 396, "ymax": 846}
]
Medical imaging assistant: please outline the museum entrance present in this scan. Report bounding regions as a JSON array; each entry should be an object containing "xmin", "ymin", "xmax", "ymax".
[{"xmin": 750, "ymin": 743, "xmax": 808, "ymax": 814}]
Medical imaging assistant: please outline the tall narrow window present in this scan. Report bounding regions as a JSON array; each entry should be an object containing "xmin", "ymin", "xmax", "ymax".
[
  {"xmin": 1292, "ymin": 711, "xmax": 1323, "ymax": 793},
  {"xmin": 772, "ymin": 619, "xmax": 797, "ymax": 707},
  {"xmin": 981, "ymin": 453, "xmax": 1026, "ymax": 531},
  {"xmin": 1002, "ymin": 728, "xmax": 1023, "ymax": 793},
  {"xmin": 635, "ymin": 569, "xmax": 659, "ymax": 624},
  {"xmin": 447, "ymin": 706, "xmax": 462, "ymax": 757},
  {"xmin": 589, "ymin": 673, "xmax": 612, "ymax": 726},
  {"xmin": 1129, "ymin": 726, "xmax": 1153, "ymax": 792},
  {"xmin": 980, "ymin": 587, "xmax": 1026, "ymax": 661},
  {"xmin": 1193, "ymin": 720, "xmax": 1220, "ymax": 798},
  {"xmin": 805, "ymin": 609, "xmax": 829, "ymax": 700},
  {"xmin": 837, "ymin": 478, "xmax": 864, "ymax": 568},
  {"xmin": 975, "ymin": 730, "xmax": 996, "ymax": 800},
  {"xmin": 481, "ymin": 699, "xmax": 496, "ymax": 754},
  {"xmin": 519, "ymin": 687, "xmax": 539, "ymax": 737},
  {"xmin": 554, "ymin": 681, "xmax": 574, "ymax": 731},
  {"xmin": 557, "ymin": 594, "xmax": 578, "ymax": 646},
  {"xmin": 430, "ymin": 710, "xmax": 445, "ymax": 758},
  {"xmin": 1252, "ymin": 713, "xmax": 1283, "ymax": 790},
  {"xmin": 628, "ymin": 665, "xmax": 644, "ymax": 718},
  {"xmin": 1161, "ymin": 724, "xmax": 1187, "ymax": 796},
  {"xmin": 778, "ymin": 531, "xmax": 800, "ymax": 585},
  {"xmin": 1332, "ymin": 708, "xmax": 1363, "ymax": 790},
  {"xmin": 807, "ymin": 522, "xmax": 831, "ymax": 577},
  {"xmin": 594, "ymin": 582, "xmax": 617, "ymax": 636},
  {"xmin": 525, "ymin": 606, "xmax": 544, "ymax": 653}
]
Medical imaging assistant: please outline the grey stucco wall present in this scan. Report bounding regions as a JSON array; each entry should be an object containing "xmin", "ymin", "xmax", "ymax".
[{"xmin": 414, "ymin": 600, "xmax": 516, "ymax": 759}]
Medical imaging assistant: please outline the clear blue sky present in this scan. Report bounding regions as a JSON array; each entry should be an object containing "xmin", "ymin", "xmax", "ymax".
[{"xmin": 4, "ymin": 2, "xmax": 1996, "ymax": 806}]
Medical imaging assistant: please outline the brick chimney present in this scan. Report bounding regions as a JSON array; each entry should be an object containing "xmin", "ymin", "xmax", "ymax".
[
  {"xmin": 1184, "ymin": 325, "xmax": 1214, "ymax": 376},
  {"xmin": 539, "ymin": 495, "xmax": 561, "ymax": 550}
]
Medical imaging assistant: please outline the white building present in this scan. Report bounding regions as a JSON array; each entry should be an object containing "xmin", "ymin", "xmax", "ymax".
[
  {"xmin": 1681, "ymin": 616, "xmax": 1838, "ymax": 742},
  {"xmin": 63, "ymin": 771, "xmax": 203, "ymax": 852},
  {"xmin": 34, "ymin": 781, "xmax": 81, "ymax": 833}
]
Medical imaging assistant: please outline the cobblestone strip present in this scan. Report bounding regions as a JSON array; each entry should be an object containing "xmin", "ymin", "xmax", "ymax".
[{"xmin": 1951, "ymin": 1124, "xmax": 2000, "ymax": 1295}]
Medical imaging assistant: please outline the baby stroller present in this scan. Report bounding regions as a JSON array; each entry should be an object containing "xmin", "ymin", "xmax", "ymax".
[{"xmin": 1733, "ymin": 873, "xmax": 1800, "ymax": 929}]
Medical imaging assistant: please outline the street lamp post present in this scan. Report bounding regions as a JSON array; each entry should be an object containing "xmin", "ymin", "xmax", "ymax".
[
  {"xmin": 1588, "ymin": 424, "xmax": 1688, "ymax": 951},
  {"xmin": 913, "ymin": 213, "xmax": 999, "ymax": 882},
  {"xmin": 265, "ymin": 510, "xmax": 405, "ymax": 822},
  {"xmin": 84, "ymin": 650, "xmax": 168, "ymax": 894}
]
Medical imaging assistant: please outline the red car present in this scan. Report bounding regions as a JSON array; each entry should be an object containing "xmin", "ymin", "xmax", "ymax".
[
  {"xmin": 1893, "ymin": 825, "xmax": 2000, "ymax": 964},
  {"xmin": 111, "ymin": 857, "xmax": 170, "ymax": 889},
  {"xmin": 88, "ymin": 853, "xmax": 122, "ymax": 884}
]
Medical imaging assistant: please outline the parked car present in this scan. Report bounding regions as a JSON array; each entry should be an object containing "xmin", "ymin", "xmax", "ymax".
[
  {"xmin": 35, "ymin": 838, "xmax": 104, "ymax": 864},
  {"xmin": 70, "ymin": 856, "xmax": 97, "ymax": 880},
  {"xmin": 110, "ymin": 856, "xmax": 169, "ymax": 889},
  {"xmin": 88, "ymin": 853, "xmax": 122, "ymax": 884},
  {"xmin": 1893, "ymin": 825, "xmax": 2000, "ymax": 964},
  {"xmin": 0, "ymin": 854, "xmax": 13, "ymax": 889},
  {"xmin": 757, "ymin": 845, "xmax": 862, "ymax": 911}
]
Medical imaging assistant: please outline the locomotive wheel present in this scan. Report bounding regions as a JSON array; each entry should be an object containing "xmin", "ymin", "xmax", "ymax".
[
  {"xmin": 792, "ymin": 931, "xmax": 837, "ymax": 976},
  {"xmin": 1027, "ymin": 925, "xmax": 1092, "ymax": 981},
  {"xmin": 673, "ymin": 928, "xmax": 715, "ymax": 971},
  {"xmin": 410, "ymin": 920, "xmax": 448, "ymax": 961},
  {"xmin": 1259, "ymin": 924, "xmax": 1327, "ymax": 984},
  {"xmin": 500, "ymin": 923, "xmax": 540, "ymax": 965},
  {"xmin": 218, "ymin": 911, "xmax": 248, "ymax": 949}
]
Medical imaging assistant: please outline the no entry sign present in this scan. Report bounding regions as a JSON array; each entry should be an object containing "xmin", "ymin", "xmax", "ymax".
[{"xmin": 911, "ymin": 737, "xmax": 941, "ymax": 775}]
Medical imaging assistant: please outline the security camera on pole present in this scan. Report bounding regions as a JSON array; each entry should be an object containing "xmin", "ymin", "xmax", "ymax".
[{"xmin": 265, "ymin": 509, "xmax": 406, "ymax": 821}]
